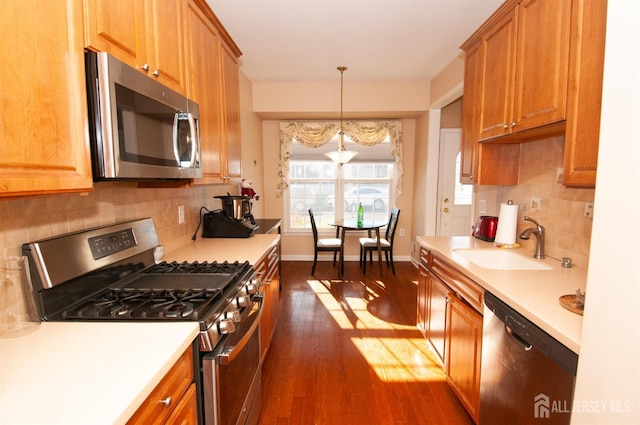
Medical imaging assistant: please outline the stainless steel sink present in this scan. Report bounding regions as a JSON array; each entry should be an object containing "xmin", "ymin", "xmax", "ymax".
[{"xmin": 452, "ymin": 248, "xmax": 552, "ymax": 270}]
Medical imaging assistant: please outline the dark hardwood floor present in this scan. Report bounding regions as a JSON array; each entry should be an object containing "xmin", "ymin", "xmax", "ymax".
[{"xmin": 257, "ymin": 261, "xmax": 474, "ymax": 425}]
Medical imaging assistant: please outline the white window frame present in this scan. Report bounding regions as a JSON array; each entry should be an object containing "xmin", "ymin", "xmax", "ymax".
[{"xmin": 285, "ymin": 157, "xmax": 396, "ymax": 234}]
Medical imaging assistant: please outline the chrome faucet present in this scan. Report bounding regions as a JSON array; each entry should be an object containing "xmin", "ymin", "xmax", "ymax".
[{"xmin": 519, "ymin": 216, "xmax": 545, "ymax": 259}]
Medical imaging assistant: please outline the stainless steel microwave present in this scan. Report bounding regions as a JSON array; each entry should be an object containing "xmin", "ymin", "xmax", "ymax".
[{"xmin": 85, "ymin": 51, "xmax": 202, "ymax": 180}]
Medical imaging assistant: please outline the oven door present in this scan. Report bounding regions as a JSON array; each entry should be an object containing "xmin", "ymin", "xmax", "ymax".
[{"xmin": 202, "ymin": 298, "xmax": 263, "ymax": 425}]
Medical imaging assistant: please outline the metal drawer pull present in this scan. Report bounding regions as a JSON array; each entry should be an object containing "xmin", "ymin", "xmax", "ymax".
[{"xmin": 159, "ymin": 396, "xmax": 172, "ymax": 407}]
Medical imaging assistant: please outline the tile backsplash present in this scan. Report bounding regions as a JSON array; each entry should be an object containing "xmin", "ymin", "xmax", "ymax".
[
  {"xmin": 477, "ymin": 136, "xmax": 595, "ymax": 266},
  {"xmin": 0, "ymin": 183, "xmax": 241, "ymax": 259}
]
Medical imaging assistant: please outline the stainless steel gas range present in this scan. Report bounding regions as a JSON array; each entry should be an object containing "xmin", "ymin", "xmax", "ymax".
[{"xmin": 22, "ymin": 218, "xmax": 262, "ymax": 425}]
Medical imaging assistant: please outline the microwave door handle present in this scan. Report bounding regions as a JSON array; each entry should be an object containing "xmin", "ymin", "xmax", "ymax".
[
  {"xmin": 187, "ymin": 112, "xmax": 198, "ymax": 166},
  {"xmin": 172, "ymin": 112, "xmax": 182, "ymax": 165}
]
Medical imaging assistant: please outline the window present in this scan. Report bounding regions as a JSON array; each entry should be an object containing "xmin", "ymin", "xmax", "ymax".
[
  {"xmin": 286, "ymin": 138, "xmax": 395, "ymax": 232},
  {"xmin": 454, "ymin": 152, "xmax": 473, "ymax": 205}
]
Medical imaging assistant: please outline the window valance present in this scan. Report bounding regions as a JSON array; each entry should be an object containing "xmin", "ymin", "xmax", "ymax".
[{"xmin": 277, "ymin": 120, "xmax": 403, "ymax": 198}]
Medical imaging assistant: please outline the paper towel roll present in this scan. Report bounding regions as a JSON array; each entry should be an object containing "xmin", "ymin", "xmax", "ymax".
[{"xmin": 494, "ymin": 202, "xmax": 519, "ymax": 245}]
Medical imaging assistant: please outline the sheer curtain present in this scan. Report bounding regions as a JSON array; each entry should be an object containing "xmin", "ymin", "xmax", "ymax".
[{"xmin": 277, "ymin": 120, "xmax": 403, "ymax": 197}]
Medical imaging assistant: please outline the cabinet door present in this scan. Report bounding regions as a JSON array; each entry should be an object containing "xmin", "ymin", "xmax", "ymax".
[
  {"xmin": 416, "ymin": 267, "xmax": 428, "ymax": 337},
  {"xmin": 512, "ymin": 0, "xmax": 570, "ymax": 131},
  {"xmin": 186, "ymin": 1, "xmax": 225, "ymax": 184},
  {"xmin": 165, "ymin": 383, "xmax": 198, "ymax": 425},
  {"xmin": 144, "ymin": 0, "xmax": 187, "ymax": 94},
  {"xmin": 460, "ymin": 40, "xmax": 481, "ymax": 184},
  {"xmin": 477, "ymin": 7, "xmax": 517, "ymax": 141},
  {"xmin": 445, "ymin": 296, "xmax": 482, "ymax": 424},
  {"xmin": 84, "ymin": 0, "xmax": 145, "ymax": 69},
  {"xmin": 220, "ymin": 43, "xmax": 242, "ymax": 179},
  {"xmin": 257, "ymin": 244, "xmax": 280, "ymax": 362},
  {"xmin": 563, "ymin": 0, "xmax": 606, "ymax": 187},
  {"xmin": 427, "ymin": 274, "xmax": 448, "ymax": 365},
  {"xmin": 0, "ymin": 0, "xmax": 93, "ymax": 197}
]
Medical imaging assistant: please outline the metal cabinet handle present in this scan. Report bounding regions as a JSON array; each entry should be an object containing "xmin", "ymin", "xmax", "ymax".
[
  {"xmin": 159, "ymin": 396, "xmax": 172, "ymax": 407},
  {"xmin": 503, "ymin": 124, "xmax": 509, "ymax": 129},
  {"xmin": 505, "ymin": 325, "xmax": 533, "ymax": 351},
  {"xmin": 141, "ymin": 64, "xmax": 149, "ymax": 71},
  {"xmin": 153, "ymin": 70, "xmax": 160, "ymax": 77},
  {"xmin": 511, "ymin": 121, "xmax": 517, "ymax": 127}
]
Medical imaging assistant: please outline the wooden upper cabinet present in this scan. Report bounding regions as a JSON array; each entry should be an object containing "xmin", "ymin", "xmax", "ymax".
[
  {"xmin": 83, "ymin": 0, "xmax": 144, "ymax": 67},
  {"xmin": 0, "ymin": 0, "xmax": 93, "ymax": 198},
  {"xmin": 476, "ymin": 7, "xmax": 517, "ymax": 141},
  {"xmin": 187, "ymin": 0, "xmax": 243, "ymax": 185},
  {"xmin": 563, "ymin": 0, "xmax": 607, "ymax": 187},
  {"xmin": 220, "ymin": 44, "xmax": 242, "ymax": 180},
  {"xmin": 144, "ymin": 0, "xmax": 187, "ymax": 94},
  {"xmin": 461, "ymin": 0, "xmax": 605, "ymax": 188},
  {"xmin": 186, "ymin": 1, "xmax": 224, "ymax": 183},
  {"xmin": 512, "ymin": 0, "xmax": 570, "ymax": 131},
  {"xmin": 85, "ymin": 0, "xmax": 187, "ymax": 95},
  {"xmin": 460, "ymin": 41, "xmax": 481, "ymax": 184},
  {"xmin": 476, "ymin": 0, "xmax": 570, "ymax": 141}
]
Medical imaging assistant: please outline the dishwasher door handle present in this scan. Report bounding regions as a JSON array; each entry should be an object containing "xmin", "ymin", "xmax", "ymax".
[{"xmin": 505, "ymin": 325, "xmax": 533, "ymax": 351}]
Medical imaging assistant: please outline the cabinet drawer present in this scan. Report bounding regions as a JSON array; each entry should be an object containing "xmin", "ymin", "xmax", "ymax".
[
  {"xmin": 419, "ymin": 247, "xmax": 430, "ymax": 271},
  {"xmin": 127, "ymin": 347, "xmax": 194, "ymax": 425},
  {"xmin": 430, "ymin": 255, "xmax": 484, "ymax": 313}
]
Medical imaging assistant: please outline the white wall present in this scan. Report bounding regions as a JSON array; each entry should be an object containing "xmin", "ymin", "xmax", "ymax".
[
  {"xmin": 571, "ymin": 2, "xmax": 640, "ymax": 424},
  {"xmin": 252, "ymin": 80, "xmax": 429, "ymax": 118}
]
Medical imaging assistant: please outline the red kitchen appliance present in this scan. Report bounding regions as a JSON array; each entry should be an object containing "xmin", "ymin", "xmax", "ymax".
[{"xmin": 473, "ymin": 216, "xmax": 499, "ymax": 242}]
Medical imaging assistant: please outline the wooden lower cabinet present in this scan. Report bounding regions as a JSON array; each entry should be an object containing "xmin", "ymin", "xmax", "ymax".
[
  {"xmin": 427, "ymin": 273, "xmax": 449, "ymax": 365},
  {"xmin": 127, "ymin": 347, "xmax": 197, "ymax": 425},
  {"xmin": 256, "ymin": 242, "xmax": 281, "ymax": 361},
  {"xmin": 165, "ymin": 384, "xmax": 198, "ymax": 425},
  {"xmin": 445, "ymin": 293, "xmax": 483, "ymax": 424},
  {"xmin": 417, "ymin": 247, "xmax": 483, "ymax": 424}
]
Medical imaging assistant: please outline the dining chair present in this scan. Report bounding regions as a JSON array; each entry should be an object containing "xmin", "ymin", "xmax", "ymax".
[
  {"xmin": 359, "ymin": 208, "xmax": 401, "ymax": 274},
  {"xmin": 308, "ymin": 209, "xmax": 342, "ymax": 275}
]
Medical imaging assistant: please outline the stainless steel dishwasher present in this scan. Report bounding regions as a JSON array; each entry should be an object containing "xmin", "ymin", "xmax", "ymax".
[{"xmin": 480, "ymin": 292, "xmax": 578, "ymax": 425}]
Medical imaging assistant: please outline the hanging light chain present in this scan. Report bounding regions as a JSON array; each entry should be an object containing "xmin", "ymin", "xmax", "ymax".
[{"xmin": 337, "ymin": 66, "xmax": 347, "ymax": 149}]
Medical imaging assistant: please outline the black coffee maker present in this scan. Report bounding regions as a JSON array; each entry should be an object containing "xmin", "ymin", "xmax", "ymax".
[{"xmin": 215, "ymin": 194, "xmax": 256, "ymax": 225}]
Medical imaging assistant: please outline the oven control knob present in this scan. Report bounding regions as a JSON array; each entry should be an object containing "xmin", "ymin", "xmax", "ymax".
[
  {"xmin": 217, "ymin": 318, "xmax": 236, "ymax": 335},
  {"xmin": 244, "ymin": 282, "xmax": 259, "ymax": 295},
  {"xmin": 224, "ymin": 309, "xmax": 241, "ymax": 323},
  {"xmin": 251, "ymin": 276, "xmax": 262, "ymax": 288},
  {"xmin": 236, "ymin": 295, "xmax": 251, "ymax": 308}
]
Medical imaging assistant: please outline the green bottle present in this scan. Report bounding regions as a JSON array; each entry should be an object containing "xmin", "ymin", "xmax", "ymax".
[{"xmin": 357, "ymin": 202, "xmax": 364, "ymax": 227}]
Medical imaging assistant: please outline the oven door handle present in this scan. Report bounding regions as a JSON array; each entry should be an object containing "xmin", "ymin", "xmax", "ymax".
[{"xmin": 218, "ymin": 299, "xmax": 263, "ymax": 365}]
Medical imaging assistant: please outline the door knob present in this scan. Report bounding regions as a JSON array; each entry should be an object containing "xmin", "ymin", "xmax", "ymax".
[
  {"xmin": 443, "ymin": 207, "xmax": 449, "ymax": 213},
  {"xmin": 443, "ymin": 198, "xmax": 449, "ymax": 204}
]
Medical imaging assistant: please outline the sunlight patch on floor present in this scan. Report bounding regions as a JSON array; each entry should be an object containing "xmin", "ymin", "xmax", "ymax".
[{"xmin": 351, "ymin": 337, "xmax": 446, "ymax": 382}]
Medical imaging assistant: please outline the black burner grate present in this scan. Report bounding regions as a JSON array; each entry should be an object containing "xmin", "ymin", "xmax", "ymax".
[
  {"xmin": 62, "ymin": 287, "xmax": 222, "ymax": 320},
  {"xmin": 146, "ymin": 260, "xmax": 248, "ymax": 275}
]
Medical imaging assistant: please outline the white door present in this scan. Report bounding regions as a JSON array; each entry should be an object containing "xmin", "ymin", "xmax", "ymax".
[{"xmin": 436, "ymin": 129, "xmax": 473, "ymax": 236}]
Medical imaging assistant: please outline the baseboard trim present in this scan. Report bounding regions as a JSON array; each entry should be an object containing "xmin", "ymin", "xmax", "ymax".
[{"xmin": 281, "ymin": 254, "xmax": 413, "ymax": 262}]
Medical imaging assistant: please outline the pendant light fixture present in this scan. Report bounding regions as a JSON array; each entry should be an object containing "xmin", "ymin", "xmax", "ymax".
[{"xmin": 325, "ymin": 66, "xmax": 358, "ymax": 165}]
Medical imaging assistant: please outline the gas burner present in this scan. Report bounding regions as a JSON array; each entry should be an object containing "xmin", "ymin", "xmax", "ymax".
[
  {"xmin": 62, "ymin": 288, "xmax": 222, "ymax": 320},
  {"xmin": 146, "ymin": 260, "xmax": 248, "ymax": 275}
]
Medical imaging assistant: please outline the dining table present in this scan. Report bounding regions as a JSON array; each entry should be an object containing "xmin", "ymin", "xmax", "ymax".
[{"xmin": 330, "ymin": 218, "xmax": 388, "ymax": 275}]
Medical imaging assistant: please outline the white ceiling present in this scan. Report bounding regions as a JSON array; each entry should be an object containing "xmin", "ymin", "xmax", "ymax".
[{"xmin": 206, "ymin": 0, "xmax": 504, "ymax": 84}]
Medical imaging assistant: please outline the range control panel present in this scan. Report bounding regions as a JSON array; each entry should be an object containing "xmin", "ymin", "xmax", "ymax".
[{"xmin": 88, "ymin": 228, "xmax": 137, "ymax": 260}]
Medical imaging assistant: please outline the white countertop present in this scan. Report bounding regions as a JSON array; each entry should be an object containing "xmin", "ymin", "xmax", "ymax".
[
  {"xmin": 0, "ymin": 322, "xmax": 199, "ymax": 425},
  {"xmin": 164, "ymin": 234, "xmax": 280, "ymax": 264},
  {"xmin": 416, "ymin": 236, "xmax": 586, "ymax": 354}
]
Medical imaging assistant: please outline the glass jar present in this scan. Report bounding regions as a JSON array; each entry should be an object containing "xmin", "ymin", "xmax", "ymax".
[{"xmin": 0, "ymin": 256, "xmax": 40, "ymax": 338}]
